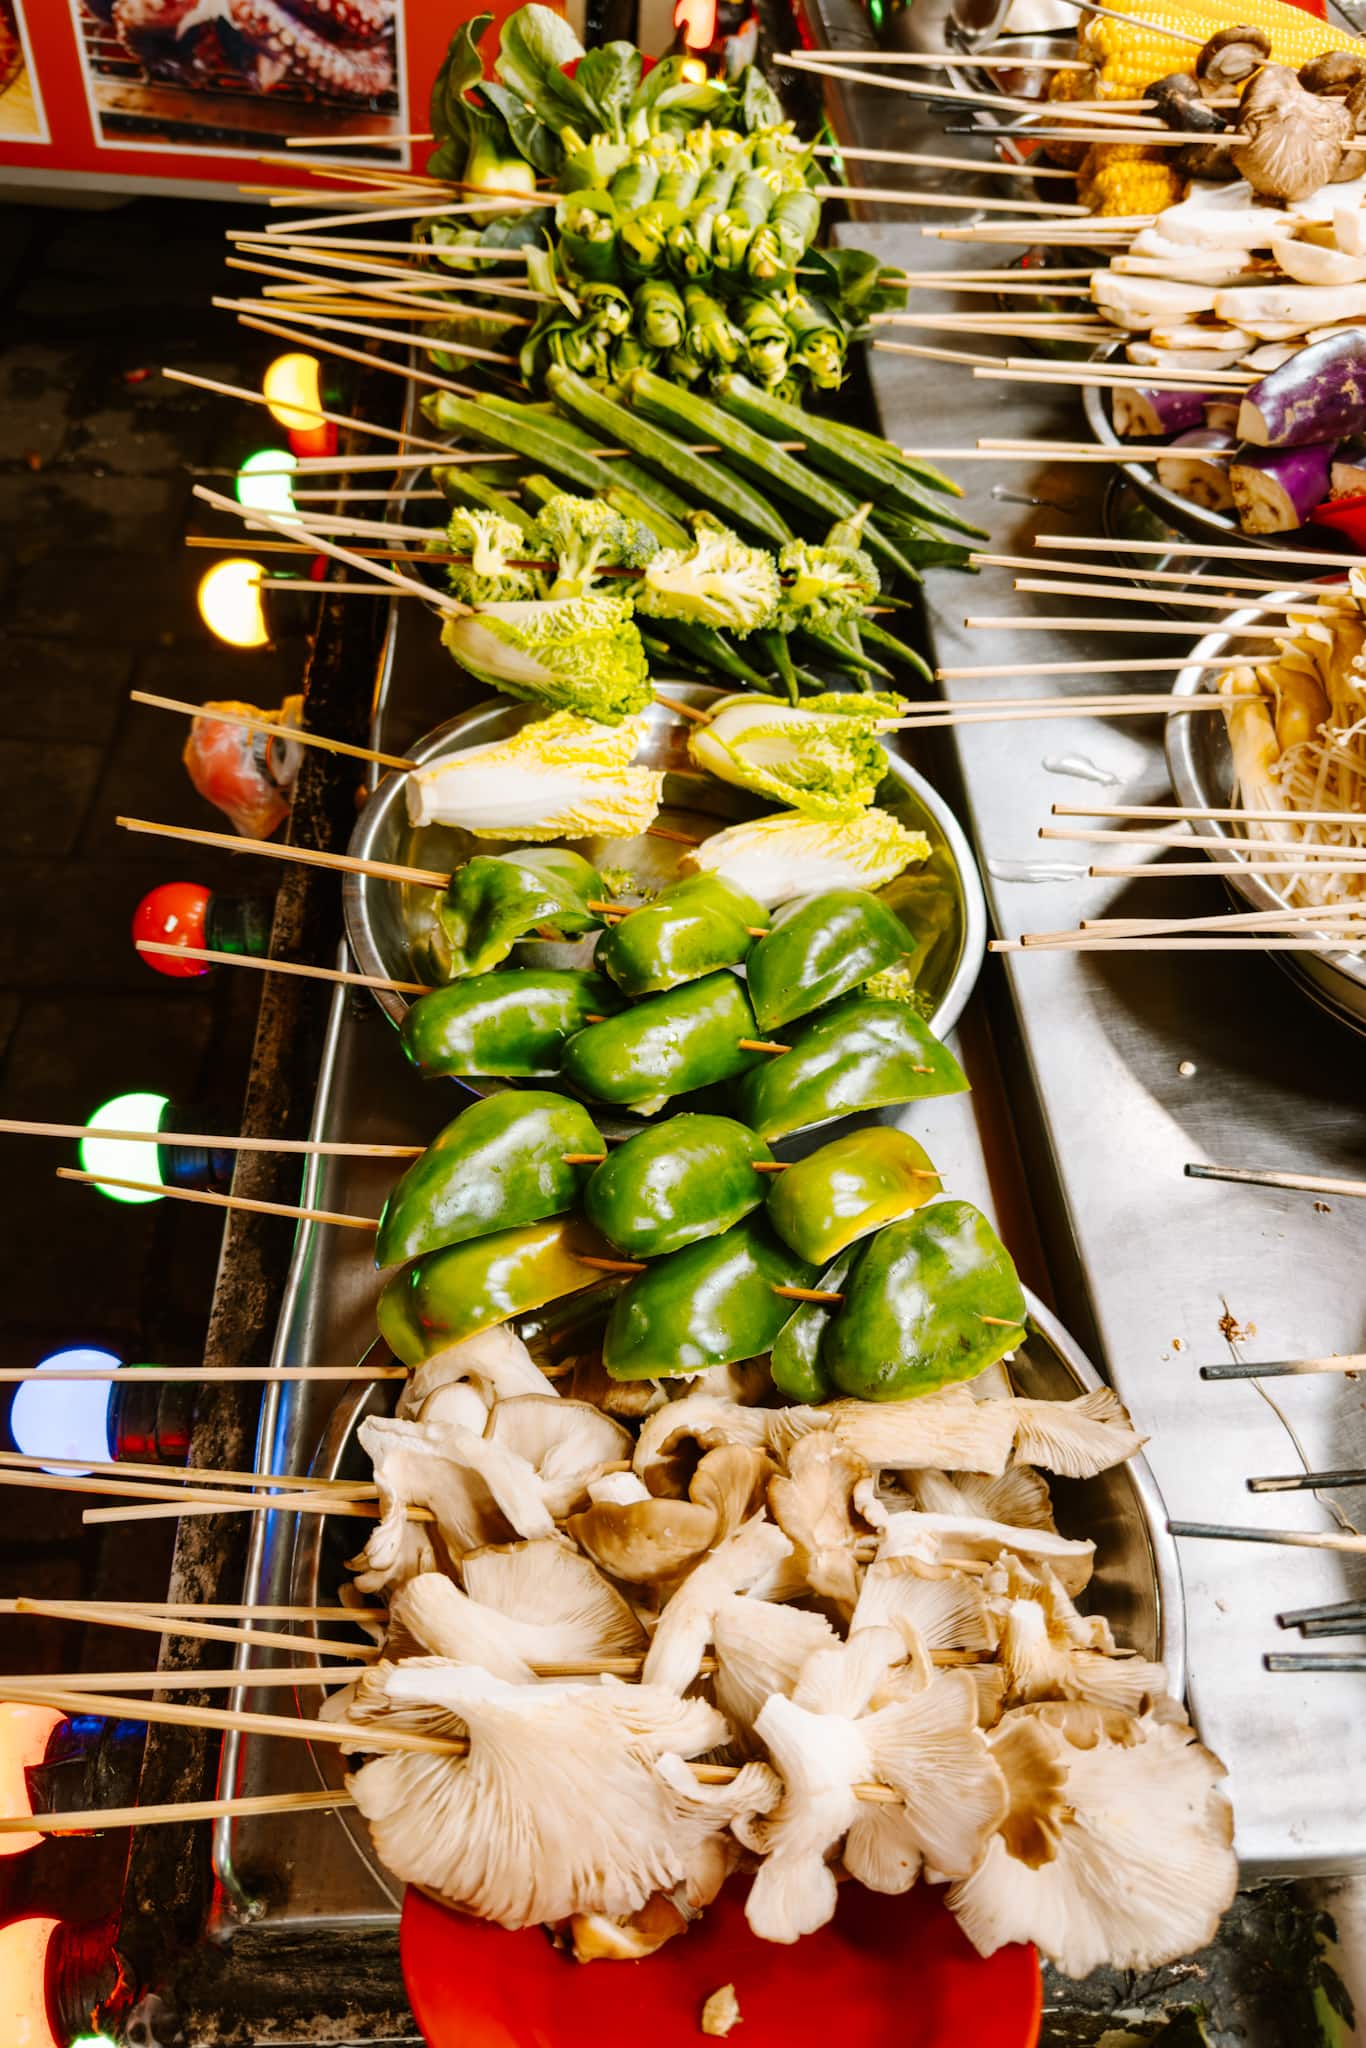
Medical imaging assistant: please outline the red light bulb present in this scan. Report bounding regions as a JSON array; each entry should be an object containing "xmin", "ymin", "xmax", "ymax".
[{"xmin": 132, "ymin": 883, "xmax": 211, "ymax": 978}]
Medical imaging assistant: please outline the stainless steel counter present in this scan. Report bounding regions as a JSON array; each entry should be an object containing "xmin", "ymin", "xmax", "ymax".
[{"xmin": 823, "ymin": 150, "xmax": 1366, "ymax": 1872}]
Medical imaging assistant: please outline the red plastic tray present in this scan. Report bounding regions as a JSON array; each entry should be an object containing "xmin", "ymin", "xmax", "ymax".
[{"xmin": 401, "ymin": 1877, "xmax": 1042, "ymax": 2048}]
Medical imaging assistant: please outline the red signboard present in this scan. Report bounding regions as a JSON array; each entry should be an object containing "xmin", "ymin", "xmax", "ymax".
[{"xmin": 0, "ymin": 1, "xmax": 527, "ymax": 196}]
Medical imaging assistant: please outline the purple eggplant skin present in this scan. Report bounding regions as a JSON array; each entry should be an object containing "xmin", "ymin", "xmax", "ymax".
[
  {"xmin": 1204, "ymin": 399, "xmax": 1242, "ymax": 434},
  {"xmin": 1157, "ymin": 428, "xmax": 1236, "ymax": 511},
  {"xmin": 1236, "ymin": 333, "xmax": 1366, "ymax": 450},
  {"xmin": 1112, "ymin": 385, "xmax": 1211, "ymax": 438},
  {"xmin": 1230, "ymin": 441, "xmax": 1337, "ymax": 533}
]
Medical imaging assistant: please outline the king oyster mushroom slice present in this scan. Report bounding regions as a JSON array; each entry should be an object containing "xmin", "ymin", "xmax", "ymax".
[
  {"xmin": 642, "ymin": 1514, "xmax": 795, "ymax": 1694},
  {"xmin": 399, "ymin": 1323, "xmax": 555, "ymax": 1429},
  {"xmin": 349, "ymin": 1416, "xmax": 507, "ymax": 1596},
  {"xmin": 947, "ymin": 1701, "xmax": 1238, "ymax": 1978},
  {"xmin": 878, "ymin": 1510, "xmax": 1096, "ymax": 1597},
  {"xmin": 345, "ymin": 1662, "xmax": 762, "ymax": 1929},
  {"xmin": 570, "ymin": 1444, "xmax": 773, "ymax": 1586},
  {"xmin": 738, "ymin": 1628, "xmax": 1007, "ymax": 1942},
  {"xmin": 485, "ymin": 1395, "xmax": 633, "ymax": 1518},
  {"xmin": 712, "ymin": 1596, "xmax": 841, "ymax": 1751},
  {"xmin": 1232, "ymin": 65, "xmax": 1353, "ymax": 204},
  {"xmin": 768, "ymin": 1431, "xmax": 873, "ymax": 1617},
  {"xmin": 911, "ymin": 1465, "xmax": 1057, "ymax": 1532},
  {"xmin": 393, "ymin": 1543, "xmax": 646, "ymax": 1683}
]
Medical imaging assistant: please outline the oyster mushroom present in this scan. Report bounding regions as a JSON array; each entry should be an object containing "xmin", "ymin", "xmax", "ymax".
[
  {"xmin": 567, "ymin": 1893, "xmax": 690, "ymax": 1962},
  {"xmin": 994, "ymin": 1581, "xmax": 1167, "ymax": 1712},
  {"xmin": 911, "ymin": 1464, "xmax": 1057, "ymax": 1532},
  {"xmin": 349, "ymin": 1415, "xmax": 507, "ymax": 1596},
  {"xmin": 1008, "ymin": 1387, "xmax": 1145, "ymax": 1477},
  {"xmin": 633, "ymin": 1393, "xmax": 778, "ymax": 1497},
  {"xmin": 768, "ymin": 1431, "xmax": 872, "ymax": 1616},
  {"xmin": 878, "ymin": 1509, "xmax": 1096, "ymax": 1596},
  {"xmin": 851, "ymin": 1556, "xmax": 996, "ymax": 1656},
  {"xmin": 392, "ymin": 1543, "xmax": 646, "ymax": 1682},
  {"xmin": 825, "ymin": 1388, "xmax": 1018, "ymax": 1480},
  {"xmin": 486, "ymin": 1396, "xmax": 633, "ymax": 1518},
  {"xmin": 712, "ymin": 1595, "xmax": 841, "ymax": 1749},
  {"xmin": 642, "ymin": 1514, "xmax": 794, "ymax": 1694},
  {"xmin": 947, "ymin": 1701, "xmax": 1238, "ymax": 1977},
  {"xmin": 1232, "ymin": 65, "xmax": 1353, "ymax": 203},
  {"xmin": 399, "ymin": 1323, "xmax": 554, "ymax": 1429},
  {"xmin": 1196, "ymin": 24, "xmax": 1270, "ymax": 92},
  {"xmin": 569, "ymin": 1445, "xmax": 773, "ymax": 1586},
  {"xmin": 983, "ymin": 1554, "xmax": 1118, "ymax": 1655},
  {"xmin": 345, "ymin": 1662, "xmax": 754, "ymax": 1929}
]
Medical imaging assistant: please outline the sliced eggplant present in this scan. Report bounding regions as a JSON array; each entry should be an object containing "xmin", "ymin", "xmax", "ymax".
[
  {"xmin": 1204, "ymin": 398, "xmax": 1244, "ymax": 429},
  {"xmin": 1230, "ymin": 441, "xmax": 1336, "ymax": 530},
  {"xmin": 1111, "ymin": 384, "xmax": 1215, "ymax": 437},
  {"xmin": 1156, "ymin": 427, "xmax": 1236, "ymax": 510},
  {"xmin": 1236, "ymin": 329, "xmax": 1366, "ymax": 446}
]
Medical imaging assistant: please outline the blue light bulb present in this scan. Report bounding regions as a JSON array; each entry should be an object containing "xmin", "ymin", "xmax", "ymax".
[{"xmin": 11, "ymin": 1349, "xmax": 116, "ymax": 1474}]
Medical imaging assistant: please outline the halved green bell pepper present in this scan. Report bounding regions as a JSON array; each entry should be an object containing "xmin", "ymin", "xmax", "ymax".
[
  {"xmin": 747, "ymin": 888, "xmax": 910, "ymax": 1033},
  {"xmin": 603, "ymin": 1214, "xmax": 816, "ymax": 1380},
  {"xmin": 821, "ymin": 1200, "xmax": 1027, "ymax": 1401},
  {"xmin": 765, "ymin": 1126, "xmax": 941, "ymax": 1267},
  {"xmin": 431, "ymin": 847, "xmax": 604, "ymax": 981},
  {"xmin": 595, "ymin": 875, "xmax": 769, "ymax": 998},
  {"xmin": 377, "ymin": 1215, "xmax": 607, "ymax": 1365},
  {"xmin": 737, "ymin": 996, "xmax": 968, "ymax": 1141},
  {"xmin": 562, "ymin": 970, "xmax": 764, "ymax": 1116},
  {"xmin": 584, "ymin": 1112, "xmax": 773, "ymax": 1258},
  {"xmin": 768, "ymin": 1243, "xmax": 858, "ymax": 1404},
  {"xmin": 400, "ymin": 971, "xmax": 622, "ymax": 1080},
  {"xmin": 375, "ymin": 1091, "xmax": 605, "ymax": 1270}
]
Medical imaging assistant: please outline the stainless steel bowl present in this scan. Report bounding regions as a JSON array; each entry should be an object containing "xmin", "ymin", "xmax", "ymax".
[
  {"xmin": 1167, "ymin": 604, "xmax": 1366, "ymax": 1034},
  {"xmin": 344, "ymin": 683, "xmax": 988, "ymax": 1116},
  {"xmin": 287, "ymin": 1289, "xmax": 1188, "ymax": 1832}
]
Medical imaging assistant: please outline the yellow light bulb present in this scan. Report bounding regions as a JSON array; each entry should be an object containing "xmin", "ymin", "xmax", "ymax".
[
  {"xmin": 197, "ymin": 558, "xmax": 269, "ymax": 650},
  {"xmin": 262, "ymin": 352, "xmax": 324, "ymax": 433}
]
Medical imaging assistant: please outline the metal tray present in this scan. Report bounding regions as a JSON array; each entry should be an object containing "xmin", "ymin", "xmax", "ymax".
[
  {"xmin": 1167, "ymin": 602, "xmax": 1366, "ymax": 1034},
  {"xmin": 284, "ymin": 1294, "xmax": 1189, "ymax": 1852}
]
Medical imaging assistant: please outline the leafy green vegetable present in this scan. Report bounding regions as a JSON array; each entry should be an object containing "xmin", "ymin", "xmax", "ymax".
[
  {"xmin": 683, "ymin": 806, "xmax": 931, "ymax": 907},
  {"xmin": 530, "ymin": 492, "xmax": 658, "ymax": 597},
  {"xmin": 405, "ymin": 711, "xmax": 663, "ymax": 840},
  {"xmin": 688, "ymin": 693, "xmax": 905, "ymax": 821},
  {"xmin": 442, "ymin": 595, "xmax": 652, "ymax": 722},
  {"xmin": 493, "ymin": 4, "xmax": 589, "ymax": 134}
]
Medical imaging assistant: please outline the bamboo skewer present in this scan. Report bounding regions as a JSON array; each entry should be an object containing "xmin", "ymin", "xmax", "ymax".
[
  {"xmin": 773, "ymin": 51, "xmax": 1161, "ymax": 123},
  {"xmin": 136, "ymin": 941, "xmax": 431, "ymax": 996},
  {"xmin": 0, "ymin": 1599, "xmax": 385, "ymax": 1621},
  {"xmin": 1054, "ymin": 802, "xmax": 1366, "ymax": 826},
  {"xmin": 228, "ymin": 230, "xmax": 532, "ymax": 262},
  {"xmin": 1201, "ymin": 1355, "xmax": 1366, "ymax": 1379},
  {"xmin": 0, "ymin": 1790, "xmax": 356, "ymax": 1834},
  {"xmin": 7, "ymin": 1600, "xmax": 382, "ymax": 1658},
  {"xmin": 258, "ymin": 195, "xmax": 549, "ymax": 237},
  {"xmin": 191, "ymin": 484, "xmax": 465, "ymax": 614},
  {"xmin": 1044, "ymin": 826, "xmax": 1366, "ymax": 854},
  {"xmin": 0, "ymin": 1366, "xmax": 406, "ymax": 1383},
  {"xmin": 1186, "ymin": 1163, "xmax": 1366, "ymax": 1200},
  {"xmin": 817, "ymin": 147, "xmax": 1080, "ymax": 178},
  {"xmin": 938, "ymin": 655, "xmax": 1250, "ymax": 679},
  {"xmin": 994, "ymin": 934, "xmax": 1365, "ymax": 954},
  {"xmin": 0, "ymin": 1471, "xmax": 376, "ymax": 1519},
  {"xmin": 810, "ymin": 185, "xmax": 1091, "ymax": 216},
  {"xmin": 970, "ymin": 364, "xmax": 1255, "ymax": 393},
  {"xmin": 1091, "ymin": 858, "xmax": 1366, "ymax": 878},
  {"xmin": 1022, "ymin": 905, "xmax": 1366, "ymax": 943},
  {"xmin": 963, "ymin": 615, "xmax": 1289, "ymax": 639},
  {"xmin": 212, "ymin": 295, "xmax": 520, "ymax": 363},
  {"xmin": 232, "ymin": 310, "xmax": 491, "ymax": 407},
  {"xmin": 227, "ymin": 251, "xmax": 547, "ymax": 309},
  {"xmin": 130, "ymin": 689, "xmax": 413, "ymax": 772},
  {"xmin": 118, "ymin": 811, "xmax": 449, "ymax": 884},
  {"xmin": 162, "ymin": 366, "xmax": 453, "ymax": 458},
  {"xmin": 0, "ymin": 1450, "xmax": 377, "ymax": 1492},
  {"xmin": 56, "ymin": 1166, "xmax": 381, "ymax": 1231},
  {"xmin": 1168, "ymin": 1522, "xmax": 1366, "ymax": 1557},
  {"xmin": 1011, "ymin": 579, "xmax": 1320, "ymax": 616},
  {"xmin": 1035, "ymin": 533, "xmax": 1357, "ymax": 571},
  {"xmin": 977, "ymin": 553, "xmax": 1329, "ymax": 594},
  {"xmin": 0, "ymin": 1116, "xmax": 423, "ymax": 1160}
]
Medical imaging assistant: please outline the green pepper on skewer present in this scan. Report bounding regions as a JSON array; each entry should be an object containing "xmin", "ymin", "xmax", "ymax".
[
  {"xmin": 747, "ymin": 888, "xmax": 910, "ymax": 1033},
  {"xmin": 747, "ymin": 186, "xmax": 821, "ymax": 287},
  {"xmin": 585, "ymin": 1113, "xmax": 774, "ymax": 1260},
  {"xmin": 765, "ymin": 1127, "xmax": 942, "ymax": 1268},
  {"xmin": 737, "ymin": 995, "xmax": 968, "ymax": 1141},
  {"xmin": 712, "ymin": 171, "xmax": 778, "ymax": 276},
  {"xmin": 401, "ymin": 970, "xmax": 622, "ymax": 1081},
  {"xmin": 602, "ymin": 1214, "xmax": 816, "ymax": 1380},
  {"xmin": 562, "ymin": 969, "xmax": 765, "ymax": 1117},
  {"xmin": 375, "ymin": 1091, "xmax": 605, "ymax": 1269},
  {"xmin": 555, "ymin": 192, "xmax": 622, "ymax": 286},
  {"xmin": 595, "ymin": 874, "xmax": 769, "ymax": 998},
  {"xmin": 768, "ymin": 1242, "xmax": 858, "ymax": 1404},
  {"xmin": 820, "ymin": 1200, "xmax": 1028, "ymax": 1401},
  {"xmin": 430, "ymin": 848, "xmax": 604, "ymax": 981},
  {"xmin": 634, "ymin": 278, "xmax": 688, "ymax": 353},
  {"xmin": 378, "ymin": 1216, "xmax": 610, "ymax": 1366}
]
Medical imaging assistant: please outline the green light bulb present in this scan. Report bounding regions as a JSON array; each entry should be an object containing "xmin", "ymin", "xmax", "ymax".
[{"xmin": 79, "ymin": 1091, "xmax": 171, "ymax": 1205}]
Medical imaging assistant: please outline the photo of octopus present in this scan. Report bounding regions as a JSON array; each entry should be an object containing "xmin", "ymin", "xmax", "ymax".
[{"xmin": 73, "ymin": 0, "xmax": 404, "ymax": 155}]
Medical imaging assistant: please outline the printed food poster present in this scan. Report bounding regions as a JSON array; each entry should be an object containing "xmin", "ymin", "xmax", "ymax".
[
  {"xmin": 0, "ymin": 1, "xmax": 48, "ymax": 143},
  {"xmin": 71, "ymin": 0, "xmax": 408, "ymax": 159}
]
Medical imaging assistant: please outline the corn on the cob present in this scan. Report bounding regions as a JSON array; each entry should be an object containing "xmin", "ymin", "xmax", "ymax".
[
  {"xmin": 1081, "ymin": 0, "xmax": 1358, "ymax": 97},
  {"xmin": 1076, "ymin": 142, "xmax": 1186, "ymax": 215}
]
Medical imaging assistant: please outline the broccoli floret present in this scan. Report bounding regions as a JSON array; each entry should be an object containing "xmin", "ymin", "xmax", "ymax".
[
  {"xmin": 441, "ymin": 594, "xmax": 653, "ymax": 723},
  {"xmin": 634, "ymin": 519, "xmax": 782, "ymax": 634},
  {"xmin": 435, "ymin": 508, "xmax": 542, "ymax": 605},
  {"xmin": 530, "ymin": 492, "xmax": 659, "ymax": 599},
  {"xmin": 778, "ymin": 538, "xmax": 881, "ymax": 631}
]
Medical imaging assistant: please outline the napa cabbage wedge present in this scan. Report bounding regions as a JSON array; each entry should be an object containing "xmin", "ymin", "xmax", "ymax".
[
  {"xmin": 687, "ymin": 693, "xmax": 903, "ymax": 822},
  {"xmin": 405, "ymin": 712, "xmax": 663, "ymax": 840},
  {"xmin": 441, "ymin": 596, "xmax": 652, "ymax": 722},
  {"xmin": 682, "ymin": 806, "xmax": 930, "ymax": 907}
]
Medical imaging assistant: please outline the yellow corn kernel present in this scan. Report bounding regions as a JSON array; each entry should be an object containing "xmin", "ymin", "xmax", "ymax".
[{"xmin": 1080, "ymin": 0, "xmax": 1358, "ymax": 96}]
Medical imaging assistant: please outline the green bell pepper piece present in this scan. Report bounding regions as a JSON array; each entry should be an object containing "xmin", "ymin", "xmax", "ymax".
[
  {"xmin": 821, "ymin": 1200, "xmax": 1028, "ymax": 1402},
  {"xmin": 432, "ymin": 848, "xmax": 604, "ymax": 980},
  {"xmin": 562, "ymin": 970, "xmax": 764, "ymax": 1116},
  {"xmin": 768, "ymin": 1243, "xmax": 858, "ymax": 1404},
  {"xmin": 737, "ymin": 996, "xmax": 968, "ymax": 1141},
  {"xmin": 765, "ymin": 1127, "xmax": 941, "ymax": 1267},
  {"xmin": 374, "ymin": 1090, "xmax": 605, "ymax": 1269},
  {"xmin": 746, "ymin": 888, "xmax": 910, "ymax": 1034},
  {"xmin": 584, "ymin": 1112, "xmax": 773, "ymax": 1259},
  {"xmin": 401, "ymin": 971, "xmax": 622, "ymax": 1080},
  {"xmin": 377, "ymin": 1216, "xmax": 607, "ymax": 1365},
  {"xmin": 595, "ymin": 875, "xmax": 769, "ymax": 998},
  {"xmin": 602, "ymin": 1214, "xmax": 816, "ymax": 1380}
]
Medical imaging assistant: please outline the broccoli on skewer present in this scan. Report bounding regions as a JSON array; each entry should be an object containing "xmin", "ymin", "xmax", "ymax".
[
  {"xmin": 633, "ymin": 515, "xmax": 781, "ymax": 634},
  {"xmin": 530, "ymin": 492, "xmax": 659, "ymax": 599},
  {"xmin": 434, "ymin": 508, "xmax": 541, "ymax": 606}
]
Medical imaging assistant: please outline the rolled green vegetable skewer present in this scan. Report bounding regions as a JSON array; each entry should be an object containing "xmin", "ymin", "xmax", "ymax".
[
  {"xmin": 656, "ymin": 157, "xmax": 702, "ymax": 212},
  {"xmin": 665, "ymin": 344, "xmax": 706, "ymax": 387},
  {"xmin": 782, "ymin": 292, "xmax": 847, "ymax": 393},
  {"xmin": 620, "ymin": 204, "xmax": 677, "ymax": 282},
  {"xmin": 560, "ymin": 135, "xmax": 631, "ymax": 193},
  {"xmin": 748, "ymin": 187, "xmax": 821, "ymax": 287},
  {"xmin": 682, "ymin": 284, "xmax": 746, "ymax": 370},
  {"xmin": 608, "ymin": 157, "xmax": 660, "ymax": 210},
  {"xmin": 555, "ymin": 192, "xmax": 621, "ymax": 285},
  {"xmin": 667, "ymin": 164, "xmax": 741, "ymax": 281},
  {"xmin": 634, "ymin": 278, "xmax": 688, "ymax": 353},
  {"xmin": 734, "ymin": 293, "xmax": 791, "ymax": 390},
  {"xmin": 712, "ymin": 171, "xmax": 778, "ymax": 276}
]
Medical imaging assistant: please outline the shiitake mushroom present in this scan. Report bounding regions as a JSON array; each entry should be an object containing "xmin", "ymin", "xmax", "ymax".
[
  {"xmin": 1196, "ymin": 24, "xmax": 1272, "ymax": 91},
  {"xmin": 1299, "ymin": 49, "xmax": 1366, "ymax": 97}
]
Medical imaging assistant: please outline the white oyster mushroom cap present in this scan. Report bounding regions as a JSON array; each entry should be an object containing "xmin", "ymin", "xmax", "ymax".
[
  {"xmin": 948, "ymin": 1703, "xmax": 1237, "ymax": 1979},
  {"xmin": 852, "ymin": 1558, "xmax": 995, "ymax": 1656},
  {"xmin": 877, "ymin": 1510, "xmax": 1096, "ymax": 1597},
  {"xmin": 350, "ymin": 1416, "xmax": 505, "ymax": 1594},
  {"xmin": 588, "ymin": 1471, "xmax": 651, "ymax": 1507},
  {"xmin": 393, "ymin": 1545, "xmax": 646, "ymax": 1683},
  {"xmin": 633, "ymin": 1393, "xmax": 775, "ymax": 1495},
  {"xmin": 768, "ymin": 1429, "xmax": 871, "ymax": 1615},
  {"xmin": 442, "ymin": 1422, "xmax": 558, "ymax": 1540},
  {"xmin": 486, "ymin": 1395, "xmax": 633, "ymax": 1517},
  {"xmin": 743, "ymin": 1689, "xmax": 874, "ymax": 1943},
  {"xmin": 1008, "ymin": 1389, "xmax": 1145, "ymax": 1479},
  {"xmin": 712, "ymin": 1596, "xmax": 840, "ymax": 1748},
  {"xmin": 826, "ymin": 1389, "xmax": 1017, "ymax": 1478},
  {"xmin": 398, "ymin": 1324, "xmax": 554, "ymax": 1424},
  {"xmin": 999, "ymin": 1597, "xmax": 1167, "ymax": 1715},
  {"xmin": 984, "ymin": 1554, "xmax": 1117, "ymax": 1656},
  {"xmin": 347, "ymin": 1664, "xmax": 736, "ymax": 1929},
  {"xmin": 912, "ymin": 1464, "xmax": 1057, "ymax": 1533},
  {"xmin": 642, "ymin": 1515, "xmax": 794, "ymax": 1694}
]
